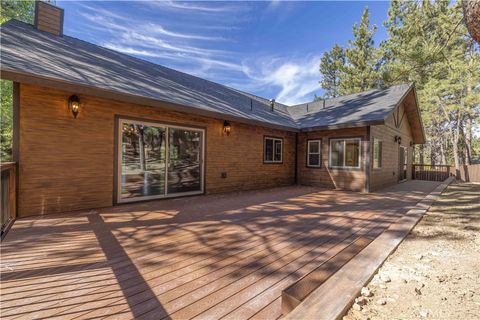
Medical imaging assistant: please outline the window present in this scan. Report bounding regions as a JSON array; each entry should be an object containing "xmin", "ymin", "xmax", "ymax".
[
  {"xmin": 329, "ymin": 138, "xmax": 361, "ymax": 168},
  {"xmin": 118, "ymin": 119, "xmax": 204, "ymax": 203},
  {"xmin": 307, "ymin": 140, "xmax": 321, "ymax": 167},
  {"xmin": 264, "ymin": 137, "xmax": 283, "ymax": 163},
  {"xmin": 373, "ymin": 138, "xmax": 382, "ymax": 168}
]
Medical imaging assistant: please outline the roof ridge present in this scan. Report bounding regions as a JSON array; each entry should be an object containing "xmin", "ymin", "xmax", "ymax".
[
  {"xmin": 289, "ymin": 83, "xmax": 413, "ymax": 108},
  {"xmin": 3, "ymin": 19, "xmax": 284, "ymax": 110}
]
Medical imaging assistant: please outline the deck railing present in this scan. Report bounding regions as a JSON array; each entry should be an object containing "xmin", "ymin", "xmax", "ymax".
[
  {"xmin": 412, "ymin": 164, "xmax": 452, "ymax": 182},
  {"xmin": 1, "ymin": 162, "xmax": 16, "ymax": 239}
]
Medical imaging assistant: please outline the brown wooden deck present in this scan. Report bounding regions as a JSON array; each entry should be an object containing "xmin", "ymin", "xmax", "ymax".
[{"xmin": 0, "ymin": 181, "xmax": 440, "ymax": 320}]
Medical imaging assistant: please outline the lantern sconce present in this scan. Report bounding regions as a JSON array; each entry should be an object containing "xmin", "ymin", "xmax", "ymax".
[
  {"xmin": 394, "ymin": 135, "xmax": 402, "ymax": 145},
  {"xmin": 223, "ymin": 120, "xmax": 231, "ymax": 136},
  {"xmin": 410, "ymin": 141, "xmax": 414, "ymax": 147},
  {"xmin": 68, "ymin": 95, "xmax": 80, "ymax": 119}
]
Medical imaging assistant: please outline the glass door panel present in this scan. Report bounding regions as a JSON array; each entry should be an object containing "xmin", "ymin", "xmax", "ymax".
[
  {"xmin": 120, "ymin": 122, "xmax": 166, "ymax": 200},
  {"xmin": 167, "ymin": 128, "xmax": 202, "ymax": 194}
]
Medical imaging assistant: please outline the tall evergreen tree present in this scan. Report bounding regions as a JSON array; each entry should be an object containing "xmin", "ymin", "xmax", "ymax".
[
  {"xmin": 0, "ymin": 0, "xmax": 35, "ymax": 161},
  {"xmin": 319, "ymin": 1, "xmax": 480, "ymax": 166},
  {"xmin": 341, "ymin": 8, "xmax": 380, "ymax": 94},
  {"xmin": 319, "ymin": 44, "xmax": 345, "ymax": 98}
]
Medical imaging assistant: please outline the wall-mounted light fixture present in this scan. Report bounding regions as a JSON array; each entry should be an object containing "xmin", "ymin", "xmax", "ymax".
[
  {"xmin": 68, "ymin": 95, "xmax": 80, "ymax": 119},
  {"xmin": 394, "ymin": 135, "xmax": 402, "ymax": 145},
  {"xmin": 223, "ymin": 120, "xmax": 231, "ymax": 136},
  {"xmin": 410, "ymin": 141, "xmax": 414, "ymax": 147}
]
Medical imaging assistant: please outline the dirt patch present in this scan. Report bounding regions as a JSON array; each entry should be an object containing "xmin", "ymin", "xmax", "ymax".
[{"xmin": 345, "ymin": 182, "xmax": 480, "ymax": 320}]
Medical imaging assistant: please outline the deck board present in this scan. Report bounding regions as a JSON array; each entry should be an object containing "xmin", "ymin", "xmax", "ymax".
[{"xmin": 1, "ymin": 181, "xmax": 441, "ymax": 319}]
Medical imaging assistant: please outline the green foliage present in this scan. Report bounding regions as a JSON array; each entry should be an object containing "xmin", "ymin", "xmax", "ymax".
[
  {"xmin": 341, "ymin": 8, "xmax": 381, "ymax": 94},
  {"xmin": 0, "ymin": 81, "xmax": 13, "ymax": 161},
  {"xmin": 319, "ymin": 1, "xmax": 480, "ymax": 166},
  {"xmin": 319, "ymin": 44, "xmax": 345, "ymax": 98},
  {"xmin": 0, "ymin": 0, "xmax": 35, "ymax": 24},
  {"xmin": 0, "ymin": 0, "xmax": 35, "ymax": 162}
]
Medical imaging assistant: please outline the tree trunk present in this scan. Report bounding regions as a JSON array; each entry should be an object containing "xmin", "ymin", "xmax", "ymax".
[
  {"xmin": 462, "ymin": 0, "xmax": 480, "ymax": 43},
  {"xmin": 419, "ymin": 144, "xmax": 425, "ymax": 165},
  {"xmin": 464, "ymin": 115, "xmax": 473, "ymax": 167},
  {"xmin": 430, "ymin": 141, "xmax": 436, "ymax": 166},
  {"xmin": 440, "ymin": 141, "xmax": 447, "ymax": 165},
  {"xmin": 451, "ymin": 112, "xmax": 462, "ymax": 176},
  {"xmin": 137, "ymin": 126, "xmax": 146, "ymax": 171}
]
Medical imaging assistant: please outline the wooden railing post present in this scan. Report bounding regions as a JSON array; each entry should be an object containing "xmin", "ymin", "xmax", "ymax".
[{"xmin": 1, "ymin": 162, "xmax": 17, "ymax": 239}]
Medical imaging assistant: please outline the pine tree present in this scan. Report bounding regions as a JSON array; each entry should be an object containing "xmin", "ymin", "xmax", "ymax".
[
  {"xmin": 341, "ymin": 8, "xmax": 380, "ymax": 94},
  {"xmin": 0, "ymin": 0, "xmax": 35, "ymax": 161},
  {"xmin": 319, "ymin": 44, "xmax": 345, "ymax": 98}
]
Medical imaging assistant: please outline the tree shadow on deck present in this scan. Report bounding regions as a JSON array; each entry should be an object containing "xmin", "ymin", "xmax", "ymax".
[{"xmin": 0, "ymin": 182, "xmax": 440, "ymax": 319}]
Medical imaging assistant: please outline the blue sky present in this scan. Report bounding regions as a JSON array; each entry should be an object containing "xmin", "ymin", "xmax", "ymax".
[{"xmin": 58, "ymin": 1, "xmax": 391, "ymax": 105}]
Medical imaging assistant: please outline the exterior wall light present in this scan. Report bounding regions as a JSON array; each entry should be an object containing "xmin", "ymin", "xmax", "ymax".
[
  {"xmin": 68, "ymin": 95, "xmax": 80, "ymax": 118},
  {"xmin": 223, "ymin": 120, "xmax": 231, "ymax": 136},
  {"xmin": 394, "ymin": 135, "xmax": 402, "ymax": 145}
]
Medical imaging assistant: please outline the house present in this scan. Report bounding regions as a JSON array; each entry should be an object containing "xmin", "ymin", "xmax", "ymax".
[{"xmin": 0, "ymin": 2, "xmax": 425, "ymax": 217}]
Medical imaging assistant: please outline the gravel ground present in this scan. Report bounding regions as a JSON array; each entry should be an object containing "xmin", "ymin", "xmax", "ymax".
[{"xmin": 344, "ymin": 182, "xmax": 480, "ymax": 320}]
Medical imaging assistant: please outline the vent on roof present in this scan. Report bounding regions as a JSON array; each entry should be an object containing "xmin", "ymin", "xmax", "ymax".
[
  {"xmin": 270, "ymin": 98, "xmax": 275, "ymax": 112},
  {"xmin": 34, "ymin": 0, "xmax": 64, "ymax": 36}
]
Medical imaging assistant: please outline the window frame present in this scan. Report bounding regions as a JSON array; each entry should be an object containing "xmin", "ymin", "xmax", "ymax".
[
  {"xmin": 263, "ymin": 136, "xmax": 283, "ymax": 164},
  {"xmin": 306, "ymin": 139, "xmax": 322, "ymax": 168},
  {"xmin": 373, "ymin": 138, "xmax": 383, "ymax": 169},
  {"xmin": 329, "ymin": 137, "xmax": 362, "ymax": 169}
]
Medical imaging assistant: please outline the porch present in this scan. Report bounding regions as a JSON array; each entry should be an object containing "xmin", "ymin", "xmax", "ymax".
[{"xmin": 0, "ymin": 180, "xmax": 441, "ymax": 319}]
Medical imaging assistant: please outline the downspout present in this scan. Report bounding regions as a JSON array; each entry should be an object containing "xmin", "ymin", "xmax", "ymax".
[
  {"xmin": 365, "ymin": 126, "xmax": 371, "ymax": 193},
  {"xmin": 294, "ymin": 132, "xmax": 298, "ymax": 185}
]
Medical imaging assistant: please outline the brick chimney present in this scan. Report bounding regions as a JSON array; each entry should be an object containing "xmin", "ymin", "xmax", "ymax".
[{"xmin": 34, "ymin": 0, "xmax": 64, "ymax": 36}]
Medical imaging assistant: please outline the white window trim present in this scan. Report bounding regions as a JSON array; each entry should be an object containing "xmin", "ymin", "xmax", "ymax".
[
  {"xmin": 373, "ymin": 138, "xmax": 383, "ymax": 169},
  {"xmin": 264, "ymin": 137, "xmax": 283, "ymax": 163},
  {"xmin": 329, "ymin": 137, "xmax": 362, "ymax": 169},
  {"xmin": 307, "ymin": 140, "xmax": 321, "ymax": 167}
]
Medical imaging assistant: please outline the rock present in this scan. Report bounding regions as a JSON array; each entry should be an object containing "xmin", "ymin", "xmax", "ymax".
[
  {"xmin": 380, "ymin": 274, "xmax": 391, "ymax": 283},
  {"xmin": 415, "ymin": 254, "xmax": 424, "ymax": 260},
  {"xmin": 352, "ymin": 303, "xmax": 362, "ymax": 311},
  {"xmin": 355, "ymin": 296, "xmax": 368, "ymax": 306},
  {"xmin": 419, "ymin": 310, "xmax": 430, "ymax": 318},
  {"xmin": 361, "ymin": 287, "xmax": 373, "ymax": 297},
  {"xmin": 415, "ymin": 287, "xmax": 422, "ymax": 295},
  {"xmin": 379, "ymin": 283, "xmax": 387, "ymax": 289},
  {"xmin": 376, "ymin": 299, "xmax": 387, "ymax": 306}
]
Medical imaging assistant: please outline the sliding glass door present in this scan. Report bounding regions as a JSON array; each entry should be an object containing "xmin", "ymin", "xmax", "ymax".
[{"xmin": 118, "ymin": 119, "xmax": 204, "ymax": 203}]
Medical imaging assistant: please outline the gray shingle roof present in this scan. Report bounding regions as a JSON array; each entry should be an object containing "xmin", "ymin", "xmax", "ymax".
[
  {"xmin": 1, "ymin": 20, "xmax": 415, "ymax": 132},
  {"xmin": 287, "ymin": 83, "xmax": 413, "ymax": 130}
]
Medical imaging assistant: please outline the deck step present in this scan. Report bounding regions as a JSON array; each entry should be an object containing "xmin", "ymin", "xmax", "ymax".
[{"xmin": 281, "ymin": 235, "xmax": 374, "ymax": 315}]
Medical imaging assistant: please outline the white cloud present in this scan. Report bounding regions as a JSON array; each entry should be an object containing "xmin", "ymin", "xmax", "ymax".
[
  {"xmin": 147, "ymin": 24, "xmax": 226, "ymax": 41},
  {"xmin": 145, "ymin": 1, "xmax": 242, "ymax": 13},
  {"xmin": 76, "ymin": 2, "xmax": 321, "ymax": 105},
  {"xmin": 239, "ymin": 56, "xmax": 321, "ymax": 105}
]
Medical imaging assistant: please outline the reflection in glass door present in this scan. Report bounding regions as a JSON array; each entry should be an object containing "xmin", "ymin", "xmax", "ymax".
[
  {"xmin": 167, "ymin": 128, "xmax": 202, "ymax": 194},
  {"xmin": 118, "ymin": 119, "xmax": 204, "ymax": 203}
]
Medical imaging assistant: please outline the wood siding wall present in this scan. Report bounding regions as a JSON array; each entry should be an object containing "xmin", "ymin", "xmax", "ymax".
[
  {"xmin": 18, "ymin": 84, "xmax": 295, "ymax": 217},
  {"xmin": 34, "ymin": 1, "xmax": 64, "ymax": 36},
  {"xmin": 370, "ymin": 102, "xmax": 414, "ymax": 191},
  {"xmin": 297, "ymin": 127, "xmax": 368, "ymax": 192}
]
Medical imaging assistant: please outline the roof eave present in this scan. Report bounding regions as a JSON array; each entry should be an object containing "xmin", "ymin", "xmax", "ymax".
[
  {"xmin": 385, "ymin": 83, "xmax": 426, "ymax": 144},
  {"xmin": 1, "ymin": 68, "xmax": 300, "ymax": 132},
  {"xmin": 299, "ymin": 119, "xmax": 385, "ymax": 132}
]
